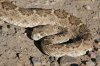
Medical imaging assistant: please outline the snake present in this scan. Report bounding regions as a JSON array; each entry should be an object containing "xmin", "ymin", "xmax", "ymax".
[{"xmin": 0, "ymin": 0, "xmax": 93, "ymax": 57}]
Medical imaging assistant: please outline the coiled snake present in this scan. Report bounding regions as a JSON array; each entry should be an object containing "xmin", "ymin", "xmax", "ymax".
[{"xmin": 0, "ymin": 0, "xmax": 93, "ymax": 57}]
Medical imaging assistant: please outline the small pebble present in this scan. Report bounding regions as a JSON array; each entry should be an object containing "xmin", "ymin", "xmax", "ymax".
[
  {"xmin": 83, "ymin": 5, "xmax": 91, "ymax": 10},
  {"xmin": 95, "ymin": 38, "xmax": 100, "ymax": 43},
  {"xmin": 49, "ymin": 57, "xmax": 58, "ymax": 66},
  {"xmin": 96, "ymin": 55, "xmax": 100, "ymax": 62},
  {"xmin": 89, "ymin": 51, "xmax": 96, "ymax": 58},
  {"xmin": 32, "ymin": 57, "xmax": 41, "ymax": 66},
  {"xmin": 96, "ymin": 63, "xmax": 100, "ymax": 66},
  {"xmin": 60, "ymin": 56, "xmax": 77, "ymax": 63},
  {"xmin": 86, "ymin": 61, "xmax": 95, "ymax": 66},
  {"xmin": 59, "ymin": 56, "xmax": 78, "ymax": 66}
]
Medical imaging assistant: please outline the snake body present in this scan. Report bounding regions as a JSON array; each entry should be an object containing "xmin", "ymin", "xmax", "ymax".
[{"xmin": 0, "ymin": 0, "xmax": 93, "ymax": 57}]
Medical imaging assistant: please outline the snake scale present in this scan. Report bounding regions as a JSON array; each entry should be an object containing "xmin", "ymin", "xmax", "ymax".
[{"xmin": 0, "ymin": 0, "xmax": 93, "ymax": 57}]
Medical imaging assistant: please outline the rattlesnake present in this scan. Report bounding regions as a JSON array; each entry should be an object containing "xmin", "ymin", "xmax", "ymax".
[{"xmin": 0, "ymin": 0, "xmax": 93, "ymax": 57}]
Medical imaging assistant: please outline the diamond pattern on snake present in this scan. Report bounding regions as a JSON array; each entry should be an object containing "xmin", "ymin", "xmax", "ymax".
[{"xmin": 0, "ymin": 0, "xmax": 93, "ymax": 57}]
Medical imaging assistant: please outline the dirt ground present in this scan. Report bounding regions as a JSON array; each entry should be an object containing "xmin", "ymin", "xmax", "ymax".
[{"xmin": 0, "ymin": 0, "xmax": 100, "ymax": 66}]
